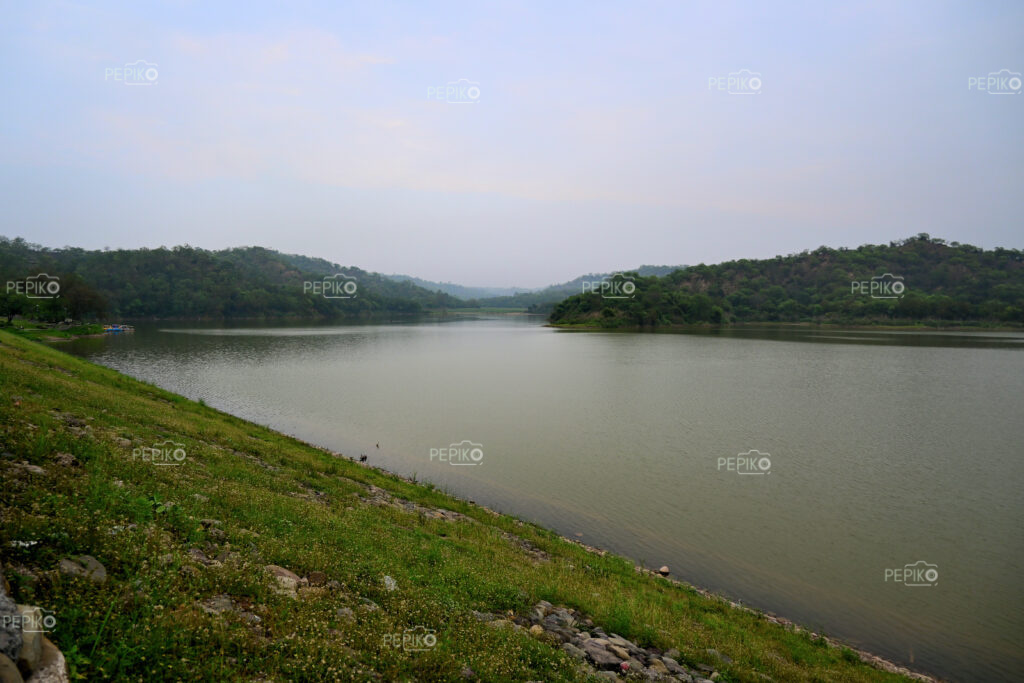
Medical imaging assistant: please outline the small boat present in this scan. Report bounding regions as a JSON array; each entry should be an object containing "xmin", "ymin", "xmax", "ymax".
[{"xmin": 103, "ymin": 324, "xmax": 135, "ymax": 333}]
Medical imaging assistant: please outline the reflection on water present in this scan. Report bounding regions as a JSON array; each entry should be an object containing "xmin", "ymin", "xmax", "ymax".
[{"xmin": 59, "ymin": 319, "xmax": 1024, "ymax": 682}]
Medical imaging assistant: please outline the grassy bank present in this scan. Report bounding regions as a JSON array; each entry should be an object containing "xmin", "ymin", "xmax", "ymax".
[
  {"xmin": 0, "ymin": 329, "xmax": 927, "ymax": 682},
  {"xmin": 1, "ymin": 321, "xmax": 105, "ymax": 342}
]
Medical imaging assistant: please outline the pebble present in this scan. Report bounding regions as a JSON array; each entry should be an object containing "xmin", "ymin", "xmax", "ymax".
[{"xmin": 57, "ymin": 556, "xmax": 107, "ymax": 584}]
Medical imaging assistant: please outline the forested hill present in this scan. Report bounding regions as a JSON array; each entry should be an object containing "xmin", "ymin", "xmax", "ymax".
[
  {"xmin": 0, "ymin": 238, "xmax": 468, "ymax": 319},
  {"xmin": 549, "ymin": 235, "xmax": 1024, "ymax": 327}
]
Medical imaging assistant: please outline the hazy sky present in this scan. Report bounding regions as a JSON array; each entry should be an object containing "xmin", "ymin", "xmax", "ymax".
[{"xmin": 1, "ymin": 1, "xmax": 1021, "ymax": 287}]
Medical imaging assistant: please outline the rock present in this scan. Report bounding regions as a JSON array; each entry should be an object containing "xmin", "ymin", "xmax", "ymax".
[
  {"xmin": 664, "ymin": 648, "xmax": 681, "ymax": 660},
  {"xmin": 528, "ymin": 624, "xmax": 545, "ymax": 637},
  {"xmin": 188, "ymin": 549, "xmax": 214, "ymax": 566},
  {"xmin": 662, "ymin": 656, "xmax": 686, "ymax": 674},
  {"xmin": 0, "ymin": 653, "xmax": 23, "ymax": 683},
  {"xmin": 307, "ymin": 571, "xmax": 327, "ymax": 587},
  {"xmin": 115, "ymin": 438, "xmax": 132, "ymax": 448},
  {"xmin": 382, "ymin": 575, "xmax": 397, "ymax": 592},
  {"xmin": 24, "ymin": 637, "xmax": 68, "ymax": 683},
  {"xmin": 191, "ymin": 494, "xmax": 209, "ymax": 503},
  {"xmin": 460, "ymin": 666, "xmax": 475, "ymax": 680},
  {"xmin": 357, "ymin": 598, "xmax": 379, "ymax": 612},
  {"xmin": 706, "ymin": 648, "xmax": 732, "ymax": 665},
  {"xmin": 14, "ymin": 607, "xmax": 42, "ymax": 672},
  {"xmin": 0, "ymin": 572, "xmax": 21, "ymax": 663},
  {"xmin": 336, "ymin": 607, "xmax": 355, "ymax": 622},
  {"xmin": 582, "ymin": 640, "xmax": 622, "ymax": 670},
  {"xmin": 57, "ymin": 556, "xmax": 106, "ymax": 584},
  {"xmin": 12, "ymin": 463, "xmax": 43, "ymax": 476},
  {"xmin": 53, "ymin": 453, "xmax": 77, "ymax": 467},
  {"xmin": 471, "ymin": 610, "xmax": 495, "ymax": 622},
  {"xmin": 648, "ymin": 658, "xmax": 670, "ymax": 675},
  {"xmin": 561, "ymin": 643, "xmax": 587, "ymax": 661},
  {"xmin": 657, "ymin": 566, "xmax": 670, "ymax": 576},
  {"xmin": 608, "ymin": 644, "xmax": 630, "ymax": 660},
  {"xmin": 264, "ymin": 566, "xmax": 300, "ymax": 599},
  {"xmin": 200, "ymin": 595, "xmax": 233, "ymax": 615},
  {"xmin": 595, "ymin": 673, "xmax": 618, "ymax": 681},
  {"xmin": 198, "ymin": 519, "xmax": 221, "ymax": 528},
  {"xmin": 486, "ymin": 619, "xmax": 512, "ymax": 629}
]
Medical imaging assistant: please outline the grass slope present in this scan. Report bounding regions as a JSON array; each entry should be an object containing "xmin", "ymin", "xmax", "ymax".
[{"xmin": 0, "ymin": 330, "xmax": 920, "ymax": 682}]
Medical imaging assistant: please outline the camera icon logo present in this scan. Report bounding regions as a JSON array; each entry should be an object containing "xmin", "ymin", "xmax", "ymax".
[
  {"xmin": 22, "ymin": 273, "xmax": 61, "ymax": 299},
  {"xmin": 902, "ymin": 561, "xmax": 939, "ymax": 587},
  {"xmin": 304, "ymin": 273, "xmax": 358, "ymax": 299},
  {"xmin": 980, "ymin": 69, "xmax": 1022, "ymax": 95},
  {"xmin": 430, "ymin": 440, "xmax": 484, "ymax": 466},
  {"xmin": 382, "ymin": 625, "xmax": 437, "ymax": 651},
  {"xmin": 133, "ymin": 440, "xmax": 187, "ymax": 466},
  {"xmin": 445, "ymin": 78, "xmax": 480, "ymax": 104},
  {"xmin": 123, "ymin": 60, "xmax": 159, "ymax": 86},
  {"xmin": 582, "ymin": 273, "xmax": 636, "ymax": 299},
  {"xmin": 884, "ymin": 560, "xmax": 938, "ymax": 587},
  {"xmin": 851, "ymin": 273, "xmax": 905, "ymax": 299},
  {"xmin": 9, "ymin": 607, "xmax": 57, "ymax": 633}
]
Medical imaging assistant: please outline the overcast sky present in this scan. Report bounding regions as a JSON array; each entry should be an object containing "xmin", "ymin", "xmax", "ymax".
[{"xmin": 1, "ymin": 1, "xmax": 1021, "ymax": 288}]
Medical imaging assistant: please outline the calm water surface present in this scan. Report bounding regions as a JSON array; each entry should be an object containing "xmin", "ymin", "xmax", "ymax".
[{"xmin": 60, "ymin": 319, "xmax": 1024, "ymax": 682}]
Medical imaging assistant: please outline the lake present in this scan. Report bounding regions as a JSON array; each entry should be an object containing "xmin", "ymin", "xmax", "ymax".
[{"xmin": 59, "ymin": 318, "xmax": 1024, "ymax": 682}]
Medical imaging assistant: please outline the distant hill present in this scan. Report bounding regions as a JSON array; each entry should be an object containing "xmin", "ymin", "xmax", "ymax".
[
  {"xmin": 549, "ymin": 235, "xmax": 1024, "ymax": 327},
  {"xmin": 476, "ymin": 265, "xmax": 687, "ymax": 312},
  {"xmin": 384, "ymin": 275, "xmax": 530, "ymax": 300},
  {"xmin": 0, "ymin": 238, "xmax": 469, "ymax": 320}
]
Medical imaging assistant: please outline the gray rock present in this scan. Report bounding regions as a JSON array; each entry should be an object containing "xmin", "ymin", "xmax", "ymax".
[
  {"xmin": 24, "ymin": 637, "xmax": 68, "ymax": 683},
  {"xmin": 582, "ymin": 640, "xmax": 622, "ymax": 670},
  {"xmin": 53, "ymin": 453, "xmax": 77, "ymax": 467},
  {"xmin": 0, "ymin": 653, "xmax": 23, "ymax": 683},
  {"xmin": 264, "ymin": 565, "xmax": 300, "ymax": 598},
  {"xmin": 664, "ymin": 648, "xmax": 681, "ymax": 660},
  {"xmin": 561, "ymin": 643, "xmax": 587, "ymax": 661},
  {"xmin": 336, "ymin": 607, "xmax": 355, "ymax": 622},
  {"xmin": 470, "ymin": 610, "xmax": 495, "ymax": 622},
  {"xmin": 14, "ymin": 607, "xmax": 42, "ymax": 672},
  {"xmin": 199, "ymin": 595, "xmax": 233, "ymax": 615},
  {"xmin": 608, "ymin": 644, "xmax": 630, "ymax": 660},
  {"xmin": 57, "ymin": 556, "xmax": 106, "ymax": 584},
  {"xmin": 0, "ymin": 569, "xmax": 21, "ymax": 663},
  {"xmin": 357, "ymin": 598, "xmax": 379, "ymax": 612},
  {"xmin": 662, "ymin": 656, "xmax": 686, "ymax": 674},
  {"xmin": 382, "ymin": 575, "xmax": 397, "ymax": 592},
  {"xmin": 706, "ymin": 648, "xmax": 732, "ymax": 664}
]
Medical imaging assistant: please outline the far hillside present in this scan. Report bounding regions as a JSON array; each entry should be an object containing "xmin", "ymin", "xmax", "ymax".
[
  {"xmin": 549, "ymin": 235, "xmax": 1024, "ymax": 327},
  {"xmin": 0, "ymin": 239, "xmax": 471, "ymax": 321}
]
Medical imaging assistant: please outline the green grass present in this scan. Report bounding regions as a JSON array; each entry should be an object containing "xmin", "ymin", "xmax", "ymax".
[
  {"xmin": 1, "ymin": 320, "xmax": 105, "ymax": 341},
  {"xmin": 0, "ymin": 328, "xmax": 922, "ymax": 682}
]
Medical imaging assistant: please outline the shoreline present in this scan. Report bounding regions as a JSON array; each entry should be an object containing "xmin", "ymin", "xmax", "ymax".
[
  {"xmin": 547, "ymin": 320, "xmax": 1023, "ymax": 332},
  {"xmin": 294, "ymin": 438, "xmax": 940, "ymax": 682},
  {"xmin": 0, "ymin": 329, "xmax": 947, "ymax": 681}
]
